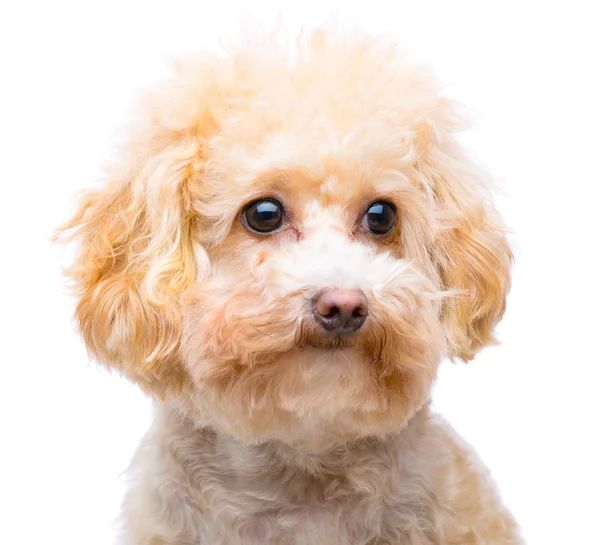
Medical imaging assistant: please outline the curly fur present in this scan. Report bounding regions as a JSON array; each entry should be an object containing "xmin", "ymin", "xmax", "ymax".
[{"xmin": 58, "ymin": 26, "xmax": 520, "ymax": 545}]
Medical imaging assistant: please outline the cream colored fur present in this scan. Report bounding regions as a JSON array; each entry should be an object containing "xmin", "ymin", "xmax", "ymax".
[
  {"xmin": 59, "ymin": 26, "xmax": 522, "ymax": 544},
  {"xmin": 120, "ymin": 403, "xmax": 520, "ymax": 545}
]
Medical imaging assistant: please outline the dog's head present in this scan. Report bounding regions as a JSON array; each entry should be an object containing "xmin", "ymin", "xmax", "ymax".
[{"xmin": 60, "ymin": 30, "xmax": 511, "ymax": 445}]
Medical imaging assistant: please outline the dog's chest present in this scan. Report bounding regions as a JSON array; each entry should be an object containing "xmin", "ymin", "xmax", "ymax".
[
  {"xmin": 193, "ymin": 455, "xmax": 434, "ymax": 545},
  {"xmin": 209, "ymin": 495, "xmax": 391, "ymax": 545},
  {"xmin": 223, "ymin": 505, "xmax": 361, "ymax": 545},
  {"xmin": 158, "ymin": 420, "xmax": 441, "ymax": 544}
]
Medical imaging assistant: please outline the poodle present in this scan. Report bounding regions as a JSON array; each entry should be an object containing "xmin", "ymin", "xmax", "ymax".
[{"xmin": 59, "ymin": 26, "xmax": 522, "ymax": 545}]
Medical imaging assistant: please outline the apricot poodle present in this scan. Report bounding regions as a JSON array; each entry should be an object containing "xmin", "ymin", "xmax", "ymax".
[{"xmin": 60, "ymin": 27, "xmax": 522, "ymax": 545}]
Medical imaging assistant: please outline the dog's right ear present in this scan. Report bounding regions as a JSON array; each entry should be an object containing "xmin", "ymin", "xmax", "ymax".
[
  {"xmin": 56, "ymin": 60, "xmax": 225, "ymax": 397},
  {"xmin": 414, "ymin": 114, "xmax": 513, "ymax": 363}
]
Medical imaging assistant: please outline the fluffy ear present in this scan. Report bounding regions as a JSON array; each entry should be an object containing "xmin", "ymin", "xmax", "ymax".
[
  {"xmin": 57, "ymin": 68, "xmax": 218, "ymax": 397},
  {"xmin": 417, "ymin": 117, "xmax": 513, "ymax": 361}
]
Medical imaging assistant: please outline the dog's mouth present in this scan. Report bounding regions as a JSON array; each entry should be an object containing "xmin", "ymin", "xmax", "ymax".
[
  {"xmin": 295, "ymin": 325, "xmax": 362, "ymax": 351},
  {"xmin": 292, "ymin": 317, "xmax": 369, "ymax": 352},
  {"xmin": 288, "ymin": 317, "xmax": 390, "ymax": 366},
  {"xmin": 301, "ymin": 337, "xmax": 355, "ymax": 350}
]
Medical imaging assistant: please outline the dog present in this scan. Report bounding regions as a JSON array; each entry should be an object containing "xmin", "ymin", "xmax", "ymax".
[{"xmin": 59, "ymin": 26, "xmax": 522, "ymax": 545}]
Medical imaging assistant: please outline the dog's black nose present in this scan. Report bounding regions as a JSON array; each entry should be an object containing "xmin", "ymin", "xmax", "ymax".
[{"xmin": 313, "ymin": 288, "xmax": 368, "ymax": 334}]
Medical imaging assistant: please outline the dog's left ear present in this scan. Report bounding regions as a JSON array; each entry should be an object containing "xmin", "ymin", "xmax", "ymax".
[
  {"xmin": 56, "ymin": 60, "xmax": 225, "ymax": 397},
  {"xmin": 416, "ymin": 115, "xmax": 513, "ymax": 361}
]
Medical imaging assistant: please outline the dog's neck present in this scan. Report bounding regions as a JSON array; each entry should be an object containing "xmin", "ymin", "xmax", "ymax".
[{"xmin": 159, "ymin": 398, "xmax": 431, "ymax": 477}]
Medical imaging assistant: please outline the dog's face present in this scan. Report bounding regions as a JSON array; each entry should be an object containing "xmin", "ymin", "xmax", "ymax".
[{"xmin": 61, "ymin": 31, "xmax": 511, "ymax": 445}]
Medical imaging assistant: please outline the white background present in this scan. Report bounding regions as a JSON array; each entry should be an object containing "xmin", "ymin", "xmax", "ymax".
[{"xmin": 1, "ymin": 1, "xmax": 599, "ymax": 544}]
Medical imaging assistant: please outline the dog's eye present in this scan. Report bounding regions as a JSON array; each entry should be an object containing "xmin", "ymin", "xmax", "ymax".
[
  {"xmin": 243, "ymin": 199, "xmax": 284, "ymax": 234},
  {"xmin": 363, "ymin": 202, "xmax": 396, "ymax": 235}
]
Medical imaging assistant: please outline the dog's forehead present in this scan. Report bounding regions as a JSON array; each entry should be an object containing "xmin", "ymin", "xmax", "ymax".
[
  {"xmin": 203, "ymin": 39, "xmax": 444, "ymax": 212},
  {"xmin": 301, "ymin": 196, "xmax": 345, "ymax": 226},
  {"xmin": 319, "ymin": 174, "xmax": 342, "ymax": 197},
  {"xmin": 248, "ymin": 163, "xmax": 374, "ymax": 214},
  {"xmin": 207, "ymin": 125, "xmax": 414, "ymax": 208}
]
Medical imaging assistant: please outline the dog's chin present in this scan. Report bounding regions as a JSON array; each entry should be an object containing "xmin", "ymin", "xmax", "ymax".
[
  {"xmin": 181, "ymin": 297, "xmax": 442, "ymax": 446},
  {"xmin": 180, "ymin": 332, "xmax": 438, "ymax": 449}
]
